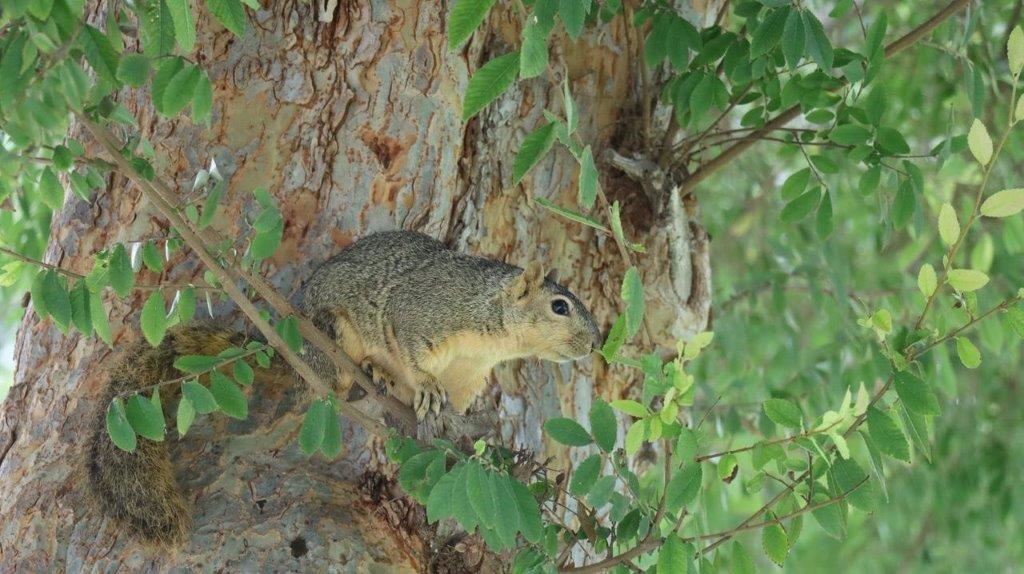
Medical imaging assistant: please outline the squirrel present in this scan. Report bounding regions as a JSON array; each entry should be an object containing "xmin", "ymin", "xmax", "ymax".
[{"xmin": 88, "ymin": 230, "xmax": 601, "ymax": 545}]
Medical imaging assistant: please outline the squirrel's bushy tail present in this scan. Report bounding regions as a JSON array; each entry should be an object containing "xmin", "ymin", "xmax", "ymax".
[{"xmin": 88, "ymin": 324, "xmax": 241, "ymax": 545}]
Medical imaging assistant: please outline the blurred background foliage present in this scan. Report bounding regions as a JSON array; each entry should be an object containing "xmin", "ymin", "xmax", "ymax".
[{"xmin": 0, "ymin": 0, "xmax": 1021, "ymax": 571}]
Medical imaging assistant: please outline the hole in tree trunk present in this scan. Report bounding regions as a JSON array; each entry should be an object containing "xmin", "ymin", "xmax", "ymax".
[{"xmin": 290, "ymin": 536, "xmax": 308, "ymax": 558}]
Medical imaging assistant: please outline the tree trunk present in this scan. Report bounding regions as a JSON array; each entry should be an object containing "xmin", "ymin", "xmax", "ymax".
[{"xmin": 0, "ymin": 1, "xmax": 716, "ymax": 571}]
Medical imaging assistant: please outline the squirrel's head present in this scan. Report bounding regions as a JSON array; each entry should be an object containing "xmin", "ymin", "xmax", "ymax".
[{"xmin": 502, "ymin": 261, "xmax": 601, "ymax": 362}]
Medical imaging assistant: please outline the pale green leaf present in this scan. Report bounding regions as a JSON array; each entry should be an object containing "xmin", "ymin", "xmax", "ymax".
[
  {"xmin": 937, "ymin": 203, "xmax": 960, "ymax": 246},
  {"xmin": 947, "ymin": 269, "xmax": 989, "ymax": 292},
  {"xmin": 967, "ymin": 119, "xmax": 993, "ymax": 165},
  {"xmin": 917, "ymin": 263, "xmax": 937, "ymax": 297},
  {"xmin": 980, "ymin": 188, "xmax": 1024, "ymax": 218},
  {"xmin": 955, "ymin": 336, "xmax": 981, "ymax": 368}
]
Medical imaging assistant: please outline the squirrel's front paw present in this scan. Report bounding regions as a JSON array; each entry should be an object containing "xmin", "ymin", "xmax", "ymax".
[
  {"xmin": 360, "ymin": 359, "xmax": 394, "ymax": 395},
  {"xmin": 413, "ymin": 380, "xmax": 447, "ymax": 420}
]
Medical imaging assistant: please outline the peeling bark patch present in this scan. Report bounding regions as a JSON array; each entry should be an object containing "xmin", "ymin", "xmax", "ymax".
[{"xmin": 290, "ymin": 536, "xmax": 309, "ymax": 557}]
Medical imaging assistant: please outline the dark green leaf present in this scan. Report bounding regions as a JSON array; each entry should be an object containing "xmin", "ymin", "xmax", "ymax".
[
  {"xmin": 569, "ymin": 454, "xmax": 602, "ymax": 496},
  {"xmin": 781, "ymin": 8, "xmax": 805, "ymax": 68},
  {"xmin": 544, "ymin": 417, "xmax": 593, "ymax": 446},
  {"xmin": 894, "ymin": 371, "xmax": 940, "ymax": 416},
  {"xmin": 513, "ymin": 122, "xmax": 557, "ymax": 184},
  {"xmin": 210, "ymin": 371, "xmax": 248, "ymax": 419},
  {"xmin": 206, "ymin": 0, "xmax": 247, "ymax": 36},
  {"xmin": 447, "ymin": 0, "xmax": 497, "ymax": 50},
  {"xmin": 38, "ymin": 167, "xmax": 64, "ymax": 211},
  {"xmin": 462, "ymin": 52, "xmax": 520, "ymax": 120},
  {"xmin": 589, "ymin": 399, "xmax": 617, "ymax": 452},
  {"xmin": 299, "ymin": 399, "xmax": 328, "ymax": 455},
  {"xmin": 106, "ymin": 398, "xmax": 138, "ymax": 452},
  {"xmin": 867, "ymin": 407, "xmax": 909, "ymax": 462},
  {"xmin": 780, "ymin": 188, "xmax": 821, "ymax": 223},
  {"xmin": 559, "ymin": 0, "xmax": 590, "ymax": 39},
  {"xmin": 163, "ymin": 63, "xmax": 201, "ymax": 116},
  {"xmin": 125, "ymin": 393, "xmax": 165, "ymax": 441},
  {"xmin": 140, "ymin": 290, "xmax": 168, "ymax": 346},
  {"xmin": 182, "ymin": 380, "xmax": 219, "ymax": 414},
  {"xmin": 665, "ymin": 462, "xmax": 703, "ymax": 513},
  {"xmin": 41, "ymin": 270, "xmax": 71, "ymax": 332},
  {"xmin": 751, "ymin": 6, "xmax": 789, "ymax": 56},
  {"xmin": 802, "ymin": 11, "xmax": 834, "ymax": 70},
  {"xmin": 80, "ymin": 25, "xmax": 119, "ymax": 83}
]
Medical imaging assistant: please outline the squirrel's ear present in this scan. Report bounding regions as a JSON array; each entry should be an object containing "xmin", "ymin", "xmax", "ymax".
[
  {"xmin": 507, "ymin": 261, "xmax": 546, "ymax": 300},
  {"xmin": 544, "ymin": 269, "xmax": 559, "ymax": 284}
]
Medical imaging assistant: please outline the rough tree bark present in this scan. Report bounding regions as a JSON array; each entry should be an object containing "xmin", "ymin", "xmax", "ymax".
[{"xmin": 0, "ymin": 1, "xmax": 716, "ymax": 571}]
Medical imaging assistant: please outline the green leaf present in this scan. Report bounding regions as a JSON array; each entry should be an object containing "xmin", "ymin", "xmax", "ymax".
[
  {"xmin": 578, "ymin": 146, "xmax": 598, "ymax": 209},
  {"xmin": 140, "ymin": 291, "xmax": 168, "ymax": 346},
  {"xmin": 780, "ymin": 168, "xmax": 810, "ymax": 201},
  {"xmin": 947, "ymin": 269, "xmax": 989, "ymax": 292},
  {"xmin": 891, "ymin": 180, "xmax": 915, "ymax": 229},
  {"xmin": 569, "ymin": 454, "xmax": 601, "ymax": 496},
  {"xmin": 811, "ymin": 491, "xmax": 847, "ymax": 540},
  {"xmin": 174, "ymin": 355, "xmax": 221, "ymax": 374},
  {"xmin": 762, "ymin": 523, "xmax": 789, "ymax": 566},
  {"xmin": 980, "ymin": 188, "xmax": 1024, "ymax": 218},
  {"xmin": 589, "ymin": 399, "xmax": 617, "ymax": 452},
  {"xmin": 600, "ymin": 314, "xmax": 627, "ymax": 360},
  {"xmin": 276, "ymin": 315, "xmax": 303, "ymax": 354},
  {"xmin": 559, "ymin": 0, "xmax": 590, "ymax": 39},
  {"xmin": 233, "ymin": 359, "xmax": 255, "ymax": 386},
  {"xmin": 967, "ymin": 119, "xmax": 993, "ymax": 165},
  {"xmin": 665, "ymin": 462, "xmax": 702, "ymax": 513},
  {"xmin": 37, "ymin": 167, "xmax": 65, "ymax": 212},
  {"xmin": 624, "ymin": 421, "xmax": 644, "ymax": 455},
  {"xmin": 816, "ymin": 191, "xmax": 834, "ymax": 238},
  {"xmin": 894, "ymin": 371, "xmax": 940, "ymax": 416},
  {"xmin": 534, "ymin": 196, "xmax": 609, "ymax": 231},
  {"xmin": 864, "ymin": 85, "xmax": 887, "ymax": 125},
  {"xmin": 802, "ymin": 10, "xmax": 834, "ymax": 70},
  {"xmin": 513, "ymin": 122, "xmax": 557, "ymax": 184},
  {"xmin": 656, "ymin": 536, "xmax": 689, "ymax": 574},
  {"xmin": 151, "ymin": 57, "xmax": 185, "ymax": 115},
  {"xmin": 829, "ymin": 124, "xmax": 871, "ymax": 146},
  {"xmin": 763, "ymin": 398, "xmax": 802, "ymax": 429},
  {"xmin": 859, "ymin": 165, "xmax": 881, "ymax": 196},
  {"xmin": 917, "ymin": 263, "xmax": 937, "ymax": 297},
  {"xmin": 781, "ymin": 7, "xmax": 805, "ymax": 68},
  {"xmin": 732, "ymin": 542, "xmax": 756, "ymax": 574},
  {"xmin": 462, "ymin": 52, "xmax": 520, "ymax": 121},
  {"xmin": 1009, "ymin": 26, "xmax": 1024, "ymax": 75},
  {"xmin": 69, "ymin": 281, "xmax": 92, "ymax": 335},
  {"xmin": 447, "ymin": 0, "xmax": 497, "ymax": 50},
  {"xmin": 206, "ymin": 0, "xmax": 247, "ymax": 36},
  {"xmin": 80, "ymin": 25, "xmax": 119, "ymax": 83},
  {"xmin": 831, "ymin": 457, "xmax": 876, "ymax": 511},
  {"xmin": 675, "ymin": 428, "xmax": 697, "ymax": 462},
  {"xmin": 938, "ymin": 203, "xmax": 960, "ymax": 246},
  {"xmin": 210, "ymin": 371, "xmax": 248, "ymax": 419},
  {"xmin": 751, "ymin": 6, "xmax": 789, "ymax": 56},
  {"xmin": 299, "ymin": 399, "xmax": 328, "ymax": 455},
  {"xmin": 544, "ymin": 417, "xmax": 593, "ymax": 446},
  {"xmin": 876, "ymin": 127, "xmax": 910, "ymax": 154},
  {"xmin": 141, "ymin": 241, "xmax": 164, "ymax": 272},
  {"xmin": 125, "ymin": 393, "xmax": 165, "ymax": 441},
  {"xmin": 509, "ymin": 476, "xmax": 542, "ymax": 543},
  {"xmin": 163, "ymin": 63, "xmax": 201, "ymax": 116},
  {"xmin": 41, "ymin": 271, "xmax": 71, "ymax": 332},
  {"xmin": 139, "ymin": 0, "xmax": 176, "ymax": 57},
  {"xmin": 467, "ymin": 462, "xmax": 497, "ymax": 527},
  {"xmin": 622, "ymin": 266, "xmax": 645, "ymax": 338},
  {"xmin": 199, "ymin": 178, "xmax": 226, "ymax": 229},
  {"xmin": 718, "ymin": 454, "xmax": 738, "ymax": 480},
  {"xmin": 520, "ymin": 21, "xmax": 549, "ymax": 79},
  {"xmin": 90, "ymin": 290, "xmax": 113, "ymax": 345},
  {"xmin": 610, "ymin": 399, "xmax": 649, "ymax": 418},
  {"xmin": 780, "ymin": 188, "xmax": 821, "ymax": 222},
  {"xmin": 106, "ymin": 398, "xmax": 138, "ymax": 452},
  {"xmin": 1006, "ymin": 306, "xmax": 1024, "ymax": 339},
  {"xmin": 451, "ymin": 464, "xmax": 479, "ymax": 532},
  {"xmin": 425, "ymin": 467, "xmax": 456, "ymax": 524},
  {"xmin": 320, "ymin": 405, "xmax": 342, "ymax": 459},
  {"xmin": 167, "ymin": 0, "xmax": 197, "ymax": 52},
  {"xmin": 176, "ymin": 396, "xmax": 196, "ymax": 436},
  {"xmin": 182, "ymin": 380, "xmax": 219, "ymax": 413},
  {"xmin": 955, "ymin": 336, "xmax": 981, "ymax": 368},
  {"xmin": 867, "ymin": 407, "xmax": 909, "ymax": 462},
  {"xmin": 192, "ymin": 72, "xmax": 213, "ymax": 125}
]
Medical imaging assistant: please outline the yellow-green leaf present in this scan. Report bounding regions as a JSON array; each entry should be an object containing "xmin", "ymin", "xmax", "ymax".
[
  {"xmin": 947, "ymin": 269, "xmax": 989, "ymax": 292},
  {"xmin": 956, "ymin": 336, "xmax": 981, "ymax": 368},
  {"xmin": 967, "ymin": 119, "xmax": 993, "ymax": 165},
  {"xmin": 917, "ymin": 263, "xmax": 937, "ymax": 297},
  {"xmin": 937, "ymin": 203, "xmax": 959, "ymax": 246},
  {"xmin": 980, "ymin": 188, "xmax": 1024, "ymax": 218},
  {"xmin": 1009, "ymin": 26, "xmax": 1024, "ymax": 75}
]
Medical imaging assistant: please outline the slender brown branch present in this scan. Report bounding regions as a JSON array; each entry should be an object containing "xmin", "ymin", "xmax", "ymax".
[{"xmin": 679, "ymin": 0, "xmax": 972, "ymax": 197}]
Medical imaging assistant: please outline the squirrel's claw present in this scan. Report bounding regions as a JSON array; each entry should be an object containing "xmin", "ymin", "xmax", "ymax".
[
  {"xmin": 413, "ymin": 382, "xmax": 447, "ymax": 420},
  {"xmin": 360, "ymin": 359, "xmax": 393, "ymax": 395}
]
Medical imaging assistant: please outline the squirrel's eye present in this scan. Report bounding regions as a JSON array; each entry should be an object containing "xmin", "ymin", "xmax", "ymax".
[{"xmin": 551, "ymin": 299, "xmax": 570, "ymax": 316}]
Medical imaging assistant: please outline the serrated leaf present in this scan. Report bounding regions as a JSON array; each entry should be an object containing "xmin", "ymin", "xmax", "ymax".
[
  {"xmin": 207, "ymin": 0, "xmax": 247, "ymax": 36},
  {"xmin": 544, "ymin": 417, "xmax": 592, "ymax": 446},
  {"xmin": 176, "ymin": 397, "xmax": 196, "ymax": 436},
  {"xmin": 1009, "ymin": 26, "xmax": 1024, "ymax": 75},
  {"xmin": 831, "ymin": 457, "xmax": 876, "ymax": 511},
  {"xmin": 299, "ymin": 399, "xmax": 328, "ymax": 455},
  {"xmin": 426, "ymin": 467, "xmax": 456, "ymax": 524},
  {"xmin": 781, "ymin": 168, "xmax": 810, "ymax": 201},
  {"xmin": 981, "ymin": 188, "xmax": 1024, "ymax": 218},
  {"xmin": 320, "ymin": 406, "xmax": 341, "ymax": 459},
  {"xmin": 520, "ymin": 20, "xmax": 549, "ymax": 79},
  {"xmin": 174, "ymin": 354, "xmax": 221, "ymax": 374},
  {"xmin": 37, "ymin": 167, "xmax": 65, "ymax": 212},
  {"xmin": 657, "ymin": 536, "xmax": 689, "ymax": 574},
  {"xmin": 167, "ymin": 0, "xmax": 197, "ymax": 52},
  {"xmin": 534, "ymin": 196, "xmax": 608, "ymax": 231},
  {"xmin": 589, "ymin": 399, "xmax": 617, "ymax": 452},
  {"xmin": 182, "ymin": 380, "xmax": 219, "ymax": 413},
  {"xmin": 233, "ymin": 359, "xmax": 254, "ymax": 386},
  {"xmin": 80, "ymin": 25, "xmax": 119, "ymax": 83},
  {"xmin": 664, "ymin": 462, "xmax": 702, "ymax": 513},
  {"xmin": 578, "ymin": 146, "xmax": 598, "ymax": 209},
  {"xmin": 163, "ymin": 63, "xmax": 201, "ymax": 116},
  {"xmin": 90, "ymin": 290, "xmax": 113, "ymax": 345},
  {"xmin": 763, "ymin": 398, "xmax": 802, "ymax": 429},
  {"xmin": 559, "ymin": 0, "xmax": 590, "ymax": 40},
  {"xmin": 751, "ymin": 6, "xmax": 789, "ymax": 56},
  {"xmin": 955, "ymin": 336, "xmax": 981, "ymax": 368},
  {"xmin": 781, "ymin": 7, "xmax": 804, "ymax": 68},
  {"xmin": 513, "ymin": 122, "xmax": 557, "ymax": 184},
  {"xmin": 125, "ymin": 393, "xmax": 165, "ymax": 441},
  {"xmin": 192, "ymin": 72, "xmax": 213, "ymax": 125},
  {"xmin": 462, "ymin": 52, "xmax": 520, "ymax": 120},
  {"xmin": 600, "ymin": 314, "xmax": 627, "ymax": 360},
  {"xmin": 447, "ymin": 0, "xmax": 497, "ymax": 50},
  {"xmin": 210, "ymin": 371, "xmax": 248, "ymax": 419},
  {"xmin": 829, "ymin": 124, "xmax": 871, "ymax": 146},
  {"xmin": 802, "ymin": 10, "xmax": 834, "ymax": 70},
  {"xmin": 510, "ymin": 477, "xmax": 542, "ymax": 543},
  {"xmin": 780, "ymin": 188, "xmax": 821, "ymax": 222},
  {"xmin": 894, "ymin": 371, "xmax": 940, "ymax": 416},
  {"xmin": 41, "ymin": 271, "xmax": 71, "ymax": 332},
  {"xmin": 569, "ymin": 454, "xmax": 601, "ymax": 496},
  {"xmin": 968, "ymin": 119, "xmax": 993, "ymax": 165},
  {"xmin": 947, "ymin": 269, "xmax": 989, "ymax": 292},
  {"xmin": 732, "ymin": 542, "xmax": 756, "ymax": 574},
  {"xmin": 140, "ymin": 291, "xmax": 168, "ymax": 346},
  {"xmin": 867, "ymin": 407, "xmax": 909, "ymax": 462},
  {"xmin": 624, "ymin": 421, "xmax": 644, "ymax": 455},
  {"xmin": 762, "ymin": 523, "xmax": 789, "ymax": 565},
  {"xmin": 938, "ymin": 203, "xmax": 960, "ymax": 246},
  {"xmin": 610, "ymin": 399, "xmax": 649, "ymax": 418},
  {"xmin": 917, "ymin": 263, "xmax": 937, "ymax": 297},
  {"xmin": 70, "ymin": 281, "xmax": 92, "ymax": 335},
  {"xmin": 139, "ymin": 0, "xmax": 176, "ymax": 57},
  {"xmin": 622, "ymin": 266, "xmax": 644, "ymax": 338},
  {"xmin": 106, "ymin": 398, "xmax": 137, "ymax": 452}
]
